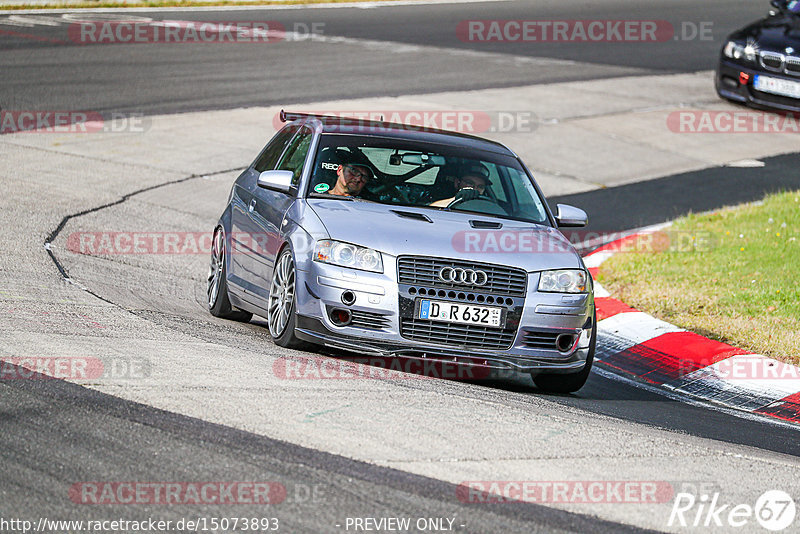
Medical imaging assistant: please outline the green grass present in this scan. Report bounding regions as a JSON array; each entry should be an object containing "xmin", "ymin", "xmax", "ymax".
[
  {"xmin": 0, "ymin": 0, "xmax": 394, "ymax": 9},
  {"xmin": 598, "ymin": 190, "xmax": 800, "ymax": 365}
]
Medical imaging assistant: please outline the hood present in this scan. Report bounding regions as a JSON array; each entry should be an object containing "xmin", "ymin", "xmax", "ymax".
[
  {"xmin": 730, "ymin": 14, "xmax": 800, "ymax": 52},
  {"xmin": 307, "ymin": 199, "xmax": 582, "ymax": 271}
]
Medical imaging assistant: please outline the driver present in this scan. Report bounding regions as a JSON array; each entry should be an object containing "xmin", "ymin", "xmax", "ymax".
[
  {"xmin": 429, "ymin": 163, "xmax": 491, "ymax": 207},
  {"xmin": 329, "ymin": 156, "xmax": 373, "ymax": 197}
]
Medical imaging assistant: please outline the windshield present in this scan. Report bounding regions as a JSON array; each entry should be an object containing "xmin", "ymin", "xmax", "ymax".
[{"xmin": 306, "ymin": 134, "xmax": 551, "ymax": 225}]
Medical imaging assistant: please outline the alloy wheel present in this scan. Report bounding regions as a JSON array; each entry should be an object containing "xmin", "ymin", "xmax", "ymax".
[
  {"xmin": 207, "ymin": 229, "xmax": 225, "ymax": 309},
  {"xmin": 268, "ymin": 252, "xmax": 295, "ymax": 337}
]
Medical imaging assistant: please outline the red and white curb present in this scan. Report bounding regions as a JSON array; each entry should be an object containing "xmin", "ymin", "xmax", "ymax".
[{"xmin": 583, "ymin": 231, "xmax": 800, "ymax": 426}]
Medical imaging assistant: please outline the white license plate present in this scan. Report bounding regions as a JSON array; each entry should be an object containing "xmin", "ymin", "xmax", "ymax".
[
  {"xmin": 418, "ymin": 299, "xmax": 503, "ymax": 328},
  {"xmin": 754, "ymin": 74, "xmax": 800, "ymax": 99}
]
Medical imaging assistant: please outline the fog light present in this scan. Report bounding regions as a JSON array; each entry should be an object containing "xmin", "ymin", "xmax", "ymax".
[
  {"xmin": 556, "ymin": 334, "xmax": 577, "ymax": 353},
  {"xmin": 330, "ymin": 308, "xmax": 352, "ymax": 326},
  {"xmin": 721, "ymin": 76, "xmax": 739, "ymax": 89}
]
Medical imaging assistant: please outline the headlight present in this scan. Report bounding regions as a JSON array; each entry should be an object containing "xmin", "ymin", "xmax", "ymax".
[
  {"xmin": 314, "ymin": 240, "xmax": 383, "ymax": 273},
  {"xmin": 538, "ymin": 269, "xmax": 589, "ymax": 293},
  {"xmin": 723, "ymin": 40, "xmax": 756, "ymax": 62}
]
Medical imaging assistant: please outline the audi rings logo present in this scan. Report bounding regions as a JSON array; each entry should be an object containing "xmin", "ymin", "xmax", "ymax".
[{"xmin": 439, "ymin": 267, "xmax": 488, "ymax": 286}]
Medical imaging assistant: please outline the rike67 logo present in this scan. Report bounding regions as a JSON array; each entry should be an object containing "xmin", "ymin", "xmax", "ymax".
[{"xmin": 669, "ymin": 490, "xmax": 796, "ymax": 531}]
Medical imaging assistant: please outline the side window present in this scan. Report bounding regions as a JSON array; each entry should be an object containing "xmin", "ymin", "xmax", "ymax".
[
  {"xmin": 253, "ymin": 125, "xmax": 299, "ymax": 172},
  {"xmin": 277, "ymin": 127, "xmax": 313, "ymax": 186}
]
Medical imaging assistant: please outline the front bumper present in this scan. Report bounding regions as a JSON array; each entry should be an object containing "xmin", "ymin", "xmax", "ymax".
[
  {"xmin": 294, "ymin": 259, "xmax": 594, "ymax": 375},
  {"xmin": 716, "ymin": 58, "xmax": 800, "ymax": 113}
]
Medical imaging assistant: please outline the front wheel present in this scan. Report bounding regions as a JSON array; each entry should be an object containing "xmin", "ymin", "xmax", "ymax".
[
  {"xmin": 207, "ymin": 227, "xmax": 252, "ymax": 322},
  {"xmin": 268, "ymin": 249, "xmax": 313, "ymax": 350},
  {"xmin": 532, "ymin": 314, "xmax": 596, "ymax": 394}
]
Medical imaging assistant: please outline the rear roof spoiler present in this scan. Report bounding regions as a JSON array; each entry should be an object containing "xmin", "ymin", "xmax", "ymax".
[
  {"xmin": 277, "ymin": 109, "xmax": 510, "ymax": 151},
  {"xmin": 279, "ymin": 110, "xmax": 385, "ymax": 123},
  {"xmin": 280, "ymin": 110, "xmax": 316, "ymax": 123}
]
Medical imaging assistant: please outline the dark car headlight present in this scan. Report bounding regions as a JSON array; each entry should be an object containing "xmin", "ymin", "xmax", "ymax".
[
  {"xmin": 723, "ymin": 40, "xmax": 757, "ymax": 63},
  {"xmin": 314, "ymin": 240, "xmax": 383, "ymax": 273}
]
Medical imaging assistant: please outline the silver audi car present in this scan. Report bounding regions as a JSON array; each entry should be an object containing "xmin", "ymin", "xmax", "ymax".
[{"xmin": 208, "ymin": 111, "xmax": 596, "ymax": 392}]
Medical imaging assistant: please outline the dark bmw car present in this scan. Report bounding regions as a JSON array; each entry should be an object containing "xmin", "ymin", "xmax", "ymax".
[{"xmin": 716, "ymin": 0, "xmax": 800, "ymax": 111}]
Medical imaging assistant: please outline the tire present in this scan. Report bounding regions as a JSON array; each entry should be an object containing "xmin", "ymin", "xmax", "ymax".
[
  {"xmin": 533, "ymin": 313, "xmax": 597, "ymax": 394},
  {"xmin": 267, "ymin": 248, "xmax": 313, "ymax": 350},
  {"xmin": 207, "ymin": 227, "xmax": 253, "ymax": 322}
]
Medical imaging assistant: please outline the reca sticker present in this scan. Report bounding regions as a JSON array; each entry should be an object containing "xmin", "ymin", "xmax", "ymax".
[{"xmin": 314, "ymin": 183, "xmax": 331, "ymax": 193}]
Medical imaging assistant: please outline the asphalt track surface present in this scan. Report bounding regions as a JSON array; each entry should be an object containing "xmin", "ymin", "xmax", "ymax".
[
  {"xmin": 0, "ymin": 0, "xmax": 768, "ymax": 114},
  {"xmin": 3, "ymin": 1, "xmax": 800, "ymax": 532},
  {"xmin": 1, "ymin": 372, "xmax": 650, "ymax": 534}
]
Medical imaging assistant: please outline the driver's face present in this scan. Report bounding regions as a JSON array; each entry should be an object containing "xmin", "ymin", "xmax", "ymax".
[
  {"xmin": 457, "ymin": 174, "xmax": 487, "ymax": 193},
  {"xmin": 336, "ymin": 164, "xmax": 369, "ymax": 195}
]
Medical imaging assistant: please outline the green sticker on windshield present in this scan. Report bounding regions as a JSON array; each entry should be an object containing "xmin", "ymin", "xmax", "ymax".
[{"xmin": 314, "ymin": 183, "xmax": 331, "ymax": 193}]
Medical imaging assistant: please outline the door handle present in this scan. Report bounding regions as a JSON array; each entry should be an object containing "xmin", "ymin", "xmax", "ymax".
[{"xmin": 248, "ymin": 198, "xmax": 257, "ymax": 213}]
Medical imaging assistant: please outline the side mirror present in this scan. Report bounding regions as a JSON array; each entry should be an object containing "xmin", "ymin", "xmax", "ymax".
[
  {"xmin": 554, "ymin": 204, "xmax": 588, "ymax": 228},
  {"xmin": 257, "ymin": 170, "xmax": 294, "ymax": 194}
]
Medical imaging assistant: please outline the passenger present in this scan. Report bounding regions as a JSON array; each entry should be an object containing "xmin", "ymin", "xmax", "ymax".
[
  {"xmin": 429, "ymin": 163, "xmax": 491, "ymax": 207},
  {"xmin": 424, "ymin": 163, "xmax": 460, "ymax": 205},
  {"xmin": 329, "ymin": 158, "xmax": 373, "ymax": 197}
]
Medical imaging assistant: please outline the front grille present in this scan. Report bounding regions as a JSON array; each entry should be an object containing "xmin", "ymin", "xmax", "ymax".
[
  {"xmin": 397, "ymin": 256, "xmax": 527, "ymax": 297},
  {"xmin": 400, "ymin": 318, "xmax": 515, "ymax": 350},
  {"xmin": 522, "ymin": 330, "xmax": 559, "ymax": 350},
  {"xmin": 350, "ymin": 310, "xmax": 391, "ymax": 330}
]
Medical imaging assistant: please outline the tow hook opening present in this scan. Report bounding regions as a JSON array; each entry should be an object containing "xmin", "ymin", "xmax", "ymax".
[{"xmin": 341, "ymin": 290, "xmax": 356, "ymax": 306}]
